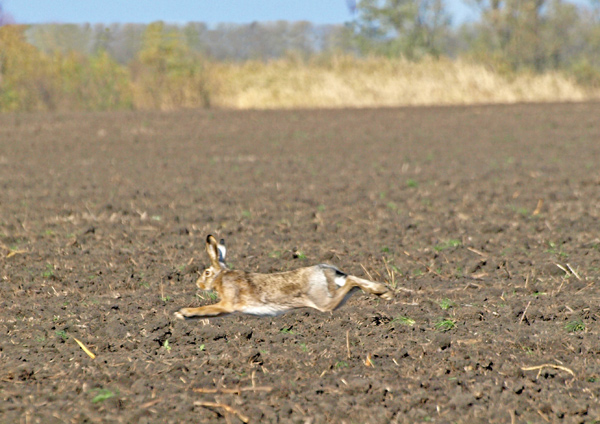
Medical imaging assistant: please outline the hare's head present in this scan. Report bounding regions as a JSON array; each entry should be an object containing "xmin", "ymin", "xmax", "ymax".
[{"xmin": 196, "ymin": 235, "xmax": 227, "ymax": 290}]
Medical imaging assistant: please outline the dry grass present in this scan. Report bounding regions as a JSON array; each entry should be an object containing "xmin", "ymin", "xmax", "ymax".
[{"xmin": 210, "ymin": 55, "xmax": 600, "ymax": 109}]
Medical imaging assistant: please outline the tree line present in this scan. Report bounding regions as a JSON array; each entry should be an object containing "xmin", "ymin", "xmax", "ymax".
[
  {"xmin": 19, "ymin": 0, "xmax": 600, "ymax": 79},
  {"xmin": 23, "ymin": 21, "xmax": 340, "ymax": 63},
  {"xmin": 348, "ymin": 0, "xmax": 600, "ymax": 80}
]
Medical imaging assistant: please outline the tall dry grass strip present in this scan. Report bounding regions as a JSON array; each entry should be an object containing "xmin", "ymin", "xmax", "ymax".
[{"xmin": 211, "ymin": 56, "xmax": 600, "ymax": 109}]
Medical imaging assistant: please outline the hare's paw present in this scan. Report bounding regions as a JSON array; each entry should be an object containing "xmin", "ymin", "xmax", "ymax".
[
  {"xmin": 380, "ymin": 290, "xmax": 394, "ymax": 301},
  {"xmin": 370, "ymin": 283, "xmax": 393, "ymax": 300},
  {"xmin": 174, "ymin": 308, "xmax": 193, "ymax": 320}
]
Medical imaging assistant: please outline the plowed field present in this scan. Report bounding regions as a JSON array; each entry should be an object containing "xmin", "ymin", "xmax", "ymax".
[{"xmin": 1, "ymin": 103, "xmax": 599, "ymax": 423}]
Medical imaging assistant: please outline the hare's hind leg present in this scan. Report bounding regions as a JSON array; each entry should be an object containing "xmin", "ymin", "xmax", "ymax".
[
  {"xmin": 316, "ymin": 279, "xmax": 361, "ymax": 312},
  {"xmin": 175, "ymin": 302, "xmax": 235, "ymax": 320},
  {"xmin": 313, "ymin": 267, "xmax": 393, "ymax": 311},
  {"xmin": 347, "ymin": 276, "xmax": 393, "ymax": 300},
  {"xmin": 318, "ymin": 278, "xmax": 392, "ymax": 312}
]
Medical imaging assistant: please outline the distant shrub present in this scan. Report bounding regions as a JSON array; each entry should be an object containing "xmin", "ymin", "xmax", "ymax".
[
  {"xmin": 0, "ymin": 23, "xmax": 210, "ymax": 112},
  {"xmin": 0, "ymin": 25, "xmax": 55, "ymax": 111},
  {"xmin": 131, "ymin": 21, "xmax": 211, "ymax": 110},
  {"xmin": 570, "ymin": 59, "xmax": 600, "ymax": 88},
  {"xmin": 54, "ymin": 50, "xmax": 133, "ymax": 110}
]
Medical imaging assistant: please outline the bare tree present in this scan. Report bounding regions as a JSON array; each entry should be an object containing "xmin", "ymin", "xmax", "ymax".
[{"xmin": 349, "ymin": 0, "xmax": 452, "ymax": 58}]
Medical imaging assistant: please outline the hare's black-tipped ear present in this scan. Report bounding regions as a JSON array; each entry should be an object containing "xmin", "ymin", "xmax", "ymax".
[
  {"xmin": 206, "ymin": 235, "xmax": 220, "ymax": 269},
  {"xmin": 217, "ymin": 239, "xmax": 227, "ymax": 264}
]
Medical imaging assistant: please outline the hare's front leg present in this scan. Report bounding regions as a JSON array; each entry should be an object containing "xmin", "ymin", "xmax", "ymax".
[{"xmin": 174, "ymin": 302, "xmax": 234, "ymax": 319}]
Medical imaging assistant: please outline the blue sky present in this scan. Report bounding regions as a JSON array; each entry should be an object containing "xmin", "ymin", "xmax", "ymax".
[{"xmin": 3, "ymin": 0, "xmax": 477, "ymax": 26}]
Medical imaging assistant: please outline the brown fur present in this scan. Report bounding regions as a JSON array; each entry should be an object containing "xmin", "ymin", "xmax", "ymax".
[{"xmin": 174, "ymin": 235, "xmax": 392, "ymax": 319}]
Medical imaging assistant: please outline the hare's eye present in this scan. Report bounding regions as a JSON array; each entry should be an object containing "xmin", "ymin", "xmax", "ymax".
[{"xmin": 204, "ymin": 270, "xmax": 211, "ymax": 276}]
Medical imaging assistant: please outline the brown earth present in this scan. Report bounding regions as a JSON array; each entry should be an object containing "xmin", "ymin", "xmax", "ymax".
[{"xmin": 1, "ymin": 103, "xmax": 599, "ymax": 423}]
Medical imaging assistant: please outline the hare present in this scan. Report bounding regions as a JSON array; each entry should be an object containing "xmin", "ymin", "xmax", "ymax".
[{"xmin": 174, "ymin": 235, "xmax": 393, "ymax": 319}]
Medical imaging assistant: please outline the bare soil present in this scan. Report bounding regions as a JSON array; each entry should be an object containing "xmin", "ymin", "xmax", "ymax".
[{"xmin": 1, "ymin": 103, "xmax": 599, "ymax": 423}]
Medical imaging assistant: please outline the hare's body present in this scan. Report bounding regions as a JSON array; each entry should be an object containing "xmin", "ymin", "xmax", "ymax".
[{"xmin": 175, "ymin": 236, "xmax": 392, "ymax": 320}]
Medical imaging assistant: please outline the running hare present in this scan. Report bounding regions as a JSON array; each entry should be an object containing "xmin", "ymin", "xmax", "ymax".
[{"xmin": 174, "ymin": 235, "xmax": 393, "ymax": 319}]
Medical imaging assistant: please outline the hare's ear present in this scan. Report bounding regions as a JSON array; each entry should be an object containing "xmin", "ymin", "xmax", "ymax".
[
  {"xmin": 217, "ymin": 239, "xmax": 227, "ymax": 265},
  {"xmin": 206, "ymin": 235, "xmax": 221, "ymax": 269}
]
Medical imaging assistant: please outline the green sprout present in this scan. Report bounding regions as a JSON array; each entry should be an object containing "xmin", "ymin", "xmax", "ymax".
[
  {"xmin": 91, "ymin": 388, "xmax": 117, "ymax": 403},
  {"xmin": 435, "ymin": 319, "xmax": 456, "ymax": 332},
  {"xmin": 406, "ymin": 178, "xmax": 419, "ymax": 188},
  {"xmin": 434, "ymin": 239, "xmax": 461, "ymax": 252},
  {"xmin": 438, "ymin": 298, "xmax": 454, "ymax": 310},
  {"xmin": 334, "ymin": 361, "xmax": 349, "ymax": 369},
  {"xmin": 392, "ymin": 316, "xmax": 416, "ymax": 326},
  {"xmin": 565, "ymin": 319, "xmax": 585, "ymax": 333},
  {"xmin": 55, "ymin": 330, "xmax": 68, "ymax": 340}
]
